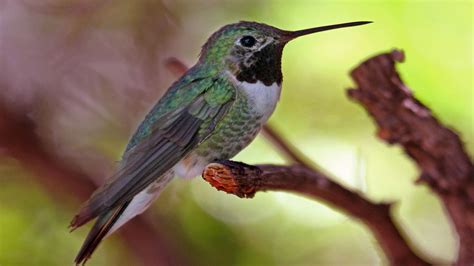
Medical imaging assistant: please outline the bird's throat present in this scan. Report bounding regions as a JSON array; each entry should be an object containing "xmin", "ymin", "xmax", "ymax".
[{"xmin": 234, "ymin": 43, "xmax": 283, "ymax": 86}]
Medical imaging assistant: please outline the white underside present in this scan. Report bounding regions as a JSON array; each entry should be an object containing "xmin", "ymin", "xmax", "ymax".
[
  {"xmin": 106, "ymin": 159, "xmax": 208, "ymax": 236},
  {"xmin": 108, "ymin": 189, "xmax": 156, "ymax": 235},
  {"xmin": 107, "ymin": 171, "xmax": 173, "ymax": 235},
  {"xmin": 174, "ymin": 156, "xmax": 209, "ymax": 179},
  {"xmin": 238, "ymin": 80, "xmax": 281, "ymax": 121}
]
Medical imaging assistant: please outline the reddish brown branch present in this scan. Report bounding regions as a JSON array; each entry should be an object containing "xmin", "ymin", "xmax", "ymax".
[
  {"xmin": 0, "ymin": 103, "xmax": 185, "ymax": 266},
  {"xmin": 347, "ymin": 49, "xmax": 474, "ymax": 265},
  {"xmin": 260, "ymin": 125, "xmax": 311, "ymax": 166},
  {"xmin": 203, "ymin": 161, "xmax": 429, "ymax": 265}
]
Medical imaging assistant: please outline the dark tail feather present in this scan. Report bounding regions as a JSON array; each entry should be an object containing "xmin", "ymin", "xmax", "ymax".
[
  {"xmin": 74, "ymin": 202, "xmax": 130, "ymax": 265},
  {"xmin": 70, "ymin": 206, "xmax": 96, "ymax": 231}
]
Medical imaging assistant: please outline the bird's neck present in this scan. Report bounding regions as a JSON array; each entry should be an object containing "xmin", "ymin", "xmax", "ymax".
[
  {"xmin": 235, "ymin": 60, "xmax": 282, "ymax": 87},
  {"xmin": 226, "ymin": 71, "xmax": 282, "ymax": 122}
]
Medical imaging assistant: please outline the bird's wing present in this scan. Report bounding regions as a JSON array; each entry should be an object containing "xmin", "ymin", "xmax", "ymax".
[{"xmin": 71, "ymin": 75, "xmax": 235, "ymax": 228}]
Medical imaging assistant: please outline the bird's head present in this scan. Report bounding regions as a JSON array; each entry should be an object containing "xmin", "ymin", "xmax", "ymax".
[{"xmin": 199, "ymin": 21, "xmax": 371, "ymax": 86}]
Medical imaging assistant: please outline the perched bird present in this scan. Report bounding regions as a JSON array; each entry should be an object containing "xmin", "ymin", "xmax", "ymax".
[{"xmin": 70, "ymin": 20, "xmax": 371, "ymax": 265}]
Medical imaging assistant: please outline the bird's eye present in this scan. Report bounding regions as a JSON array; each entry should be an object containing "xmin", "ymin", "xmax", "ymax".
[{"xmin": 240, "ymin": 36, "xmax": 256, "ymax": 47}]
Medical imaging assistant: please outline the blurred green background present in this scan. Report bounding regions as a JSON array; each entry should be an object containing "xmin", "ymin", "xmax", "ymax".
[{"xmin": 0, "ymin": 0, "xmax": 472, "ymax": 265}]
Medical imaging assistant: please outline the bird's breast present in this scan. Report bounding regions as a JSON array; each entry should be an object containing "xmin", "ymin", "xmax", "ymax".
[
  {"xmin": 239, "ymin": 81, "xmax": 281, "ymax": 121},
  {"xmin": 179, "ymin": 78, "xmax": 282, "ymax": 174}
]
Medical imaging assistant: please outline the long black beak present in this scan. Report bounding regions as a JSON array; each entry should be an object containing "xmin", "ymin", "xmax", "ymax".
[{"xmin": 281, "ymin": 21, "xmax": 372, "ymax": 42}]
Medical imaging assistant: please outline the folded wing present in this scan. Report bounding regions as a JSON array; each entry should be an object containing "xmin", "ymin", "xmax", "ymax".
[{"xmin": 70, "ymin": 77, "xmax": 235, "ymax": 229}]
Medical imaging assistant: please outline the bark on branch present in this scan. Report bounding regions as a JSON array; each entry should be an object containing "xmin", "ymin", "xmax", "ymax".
[
  {"xmin": 202, "ymin": 159, "xmax": 430, "ymax": 265},
  {"xmin": 348, "ymin": 49, "xmax": 474, "ymax": 266}
]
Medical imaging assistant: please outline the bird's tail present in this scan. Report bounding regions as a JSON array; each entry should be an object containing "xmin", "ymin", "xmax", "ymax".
[
  {"xmin": 71, "ymin": 172, "xmax": 174, "ymax": 265},
  {"xmin": 74, "ymin": 201, "xmax": 130, "ymax": 266}
]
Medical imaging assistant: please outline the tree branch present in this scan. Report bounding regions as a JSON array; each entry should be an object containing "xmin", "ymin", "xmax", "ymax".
[
  {"xmin": 202, "ymin": 160, "xmax": 430, "ymax": 266},
  {"xmin": 347, "ymin": 49, "xmax": 474, "ymax": 266},
  {"xmin": 260, "ymin": 125, "xmax": 312, "ymax": 166}
]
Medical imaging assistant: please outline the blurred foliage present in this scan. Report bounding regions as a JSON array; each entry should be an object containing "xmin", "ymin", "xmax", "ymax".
[{"xmin": 0, "ymin": 0, "xmax": 472, "ymax": 265}]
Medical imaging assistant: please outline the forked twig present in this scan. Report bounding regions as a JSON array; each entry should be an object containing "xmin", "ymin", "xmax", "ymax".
[{"xmin": 348, "ymin": 49, "xmax": 473, "ymax": 266}]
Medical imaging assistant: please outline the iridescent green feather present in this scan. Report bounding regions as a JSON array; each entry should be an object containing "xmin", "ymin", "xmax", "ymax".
[{"xmin": 126, "ymin": 64, "xmax": 220, "ymax": 150}]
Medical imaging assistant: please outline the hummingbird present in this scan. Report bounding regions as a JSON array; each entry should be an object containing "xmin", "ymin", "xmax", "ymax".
[{"xmin": 70, "ymin": 20, "xmax": 371, "ymax": 265}]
